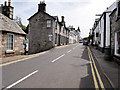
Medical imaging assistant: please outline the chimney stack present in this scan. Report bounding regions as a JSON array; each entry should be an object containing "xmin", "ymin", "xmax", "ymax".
[{"xmin": 38, "ymin": 1, "xmax": 46, "ymax": 12}]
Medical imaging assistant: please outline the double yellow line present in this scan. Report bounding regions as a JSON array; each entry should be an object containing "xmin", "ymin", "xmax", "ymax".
[{"xmin": 87, "ymin": 47, "xmax": 105, "ymax": 90}]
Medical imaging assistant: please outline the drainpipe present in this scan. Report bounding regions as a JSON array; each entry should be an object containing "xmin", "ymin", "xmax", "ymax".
[{"xmin": 103, "ymin": 12, "xmax": 106, "ymax": 53}]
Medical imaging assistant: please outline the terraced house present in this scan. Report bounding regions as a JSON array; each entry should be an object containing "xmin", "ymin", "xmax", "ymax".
[{"xmin": 91, "ymin": 0, "xmax": 120, "ymax": 61}]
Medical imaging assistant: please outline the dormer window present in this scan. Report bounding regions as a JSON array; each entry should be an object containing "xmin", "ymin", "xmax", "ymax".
[{"xmin": 46, "ymin": 19, "xmax": 51, "ymax": 28}]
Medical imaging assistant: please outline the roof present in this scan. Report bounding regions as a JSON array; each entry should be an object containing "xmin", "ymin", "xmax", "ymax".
[
  {"xmin": 28, "ymin": 11, "xmax": 56, "ymax": 20},
  {"xmin": 0, "ymin": 13, "xmax": 26, "ymax": 35},
  {"xmin": 110, "ymin": 8, "xmax": 117, "ymax": 16},
  {"xmin": 105, "ymin": 2, "xmax": 116, "ymax": 13}
]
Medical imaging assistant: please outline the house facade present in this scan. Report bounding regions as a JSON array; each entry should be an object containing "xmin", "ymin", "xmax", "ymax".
[
  {"xmin": 68, "ymin": 26, "xmax": 80, "ymax": 44},
  {"xmin": 0, "ymin": 1, "xmax": 26, "ymax": 57},
  {"xmin": 92, "ymin": 2, "xmax": 116, "ymax": 53},
  {"xmin": 28, "ymin": 2, "xmax": 56, "ymax": 54},
  {"xmin": 0, "ymin": 13, "xmax": 26, "ymax": 57},
  {"xmin": 110, "ymin": 0, "xmax": 120, "ymax": 61},
  {"xmin": 54, "ymin": 16, "xmax": 69, "ymax": 46},
  {"xmin": 28, "ymin": 1, "xmax": 70, "ymax": 54},
  {"xmin": 91, "ymin": 1, "xmax": 120, "ymax": 61}
]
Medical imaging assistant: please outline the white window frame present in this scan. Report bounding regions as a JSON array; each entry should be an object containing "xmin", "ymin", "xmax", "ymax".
[
  {"xmin": 6, "ymin": 34, "xmax": 14, "ymax": 51},
  {"xmin": 46, "ymin": 20, "xmax": 52, "ymax": 28},
  {"xmin": 114, "ymin": 31, "xmax": 120, "ymax": 56}
]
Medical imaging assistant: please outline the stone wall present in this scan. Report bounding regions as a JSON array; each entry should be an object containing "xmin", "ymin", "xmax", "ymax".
[
  {"xmin": 2, "ymin": 31, "xmax": 25, "ymax": 57},
  {"xmin": 0, "ymin": 31, "xmax": 2, "ymax": 58},
  {"xmin": 110, "ymin": 9, "xmax": 120, "ymax": 58},
  {"xmin": 28, "ymin": 12, "xmax": 55, "ymax": 54}
]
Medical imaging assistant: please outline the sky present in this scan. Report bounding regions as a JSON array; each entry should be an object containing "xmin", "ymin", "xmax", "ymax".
[{"xmin": 0, "ymin": 0, "xmax": 116, "ymax": 38}]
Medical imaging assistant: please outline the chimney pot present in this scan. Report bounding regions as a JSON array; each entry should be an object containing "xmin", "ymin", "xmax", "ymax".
[
  {"xmin": 5, "ymin": 1, "xmax": 7, "ymax": 6},
  {"xmin": 61, "ymin": 16, "xmax": 64, "ymax": 22},
  {"xmin": 8, "ymin": 0, "xmax": 11, "ymax": 6},
  {"xmin": 1, "ymin": 4, "xmax": 3, "ymax": 7}
]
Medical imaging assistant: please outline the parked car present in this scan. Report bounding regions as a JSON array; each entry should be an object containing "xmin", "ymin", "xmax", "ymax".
[{"xmin": 83, "ymin": 38, "xmax": 88, "ymax": 45}]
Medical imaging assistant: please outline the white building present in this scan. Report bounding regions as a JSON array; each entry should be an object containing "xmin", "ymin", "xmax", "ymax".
[{"xmin": 93, "ymin": 2, "xmax": 116, "ymax": 52}]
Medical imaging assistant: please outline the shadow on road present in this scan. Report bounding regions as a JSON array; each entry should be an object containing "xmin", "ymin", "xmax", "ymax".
[
  {"xmin": 79, "ymin": 63, "xmax": 95, "ymax": 89},
  {"xmin": 79, "ymin": 46, "xmax": 95, "ymax": 89},
  {"xmin": 81, "ymin": 46, "xmax": 89, "ymax": 61}
]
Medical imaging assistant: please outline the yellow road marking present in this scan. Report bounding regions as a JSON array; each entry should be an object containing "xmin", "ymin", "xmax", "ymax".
[
  {"xmin": 88, "ymin": 51, "xmax": 99, "ymax": 89},
  {"xmin": 0, "ymin": 51, "xmax": 49, "ymax": 67},
  {"xmin": 88, "ymin": 47, "xmax": 105, "ymax": 89},
  {"xmin": 0, "ymin": 55, "xmax": 38, "ymax": 67}
]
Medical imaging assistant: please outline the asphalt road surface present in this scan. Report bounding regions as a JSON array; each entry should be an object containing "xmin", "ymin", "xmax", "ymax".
[{"xmin": 2, "ymin": 43, "xmax": 112, "ymax": 89}]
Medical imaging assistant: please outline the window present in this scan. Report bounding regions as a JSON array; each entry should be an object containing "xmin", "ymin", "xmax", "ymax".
[
  {"xmin": 7, "ymin": 34, "xmax": 14, "ymax": 50},
  {"xmin": 55, "ymin": 22, "xmax": 57, "ymax": 30},
  {"xmin": 46, "ymin": 20, "xmax": 51, "ymax": 28},
  {"xmin": 63, "ymin": 28, "xmax": 64, "ymax": 33},
  {"xmin": 115, "ymin": 31, "xmax": 120, "ymax": 56},
  {"xmin": 96, "ymin": 33, "xmax": 99, "ymax": 37},
  {"xmin": 55, "ymin": 33, "xmax": 57, "ymax": 44}
]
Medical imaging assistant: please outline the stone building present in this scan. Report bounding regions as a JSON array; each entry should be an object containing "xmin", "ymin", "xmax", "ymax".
[
  {"xmin": 110, "ymin": 0, "xmax": 120, "ymax": 61},
  {"xmin": 28, "ymin": 1, "xmax": 56, "ymax": 54},
  {"xmin": 0, "ymin": 13, "xmax": 26, "ymax": 57},
  {"xmin": 0, "ymin": 0, "xmax": 26, "ymax": 57},
  {"xmin": 28, "ymin": 1, "xmax": 70, "ymax": 54},
  {"xmin": 58, "ymin": 16, "xmax": 69, "ymax": 45}
]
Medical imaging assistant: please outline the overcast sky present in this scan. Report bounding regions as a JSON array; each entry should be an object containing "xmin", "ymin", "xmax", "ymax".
[{"xmin": 0, "ymin": 0, "xmax": 115, "ymax": 37}]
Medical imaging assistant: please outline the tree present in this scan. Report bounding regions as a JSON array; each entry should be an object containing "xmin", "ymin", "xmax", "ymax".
[{"xmin": 14, "ymin": 16, "xmax": 27, "ymax": 33}]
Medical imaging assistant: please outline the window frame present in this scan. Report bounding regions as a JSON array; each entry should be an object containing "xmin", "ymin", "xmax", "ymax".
[
  {"xmin": 46, "ymin": 19, "xmax": 52, "ymax": 28},
  {"xmin": 114, "ymin": 31, "xmax": 120, "ymax": 56},
  {"xmin": 6, "ymin": 33, "xmax": 14, "ymax": 51}
]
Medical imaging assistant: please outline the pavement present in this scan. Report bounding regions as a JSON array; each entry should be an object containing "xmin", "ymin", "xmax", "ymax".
[{"xmin": 89, "ymin": 45, "xmax": 120, "ymax": 89}]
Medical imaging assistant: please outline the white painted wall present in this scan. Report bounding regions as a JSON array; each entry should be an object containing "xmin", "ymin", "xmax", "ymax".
[
  {"xmin": 106, "ymin": 13, "xmax": 111, "ymax": 47},
  {"xmin": 105, "ymin": 2, "xmax": 116, "ymax": 47},
  {"xmin": 100, "ymin": 16, "xmax": 104, "ymax": 48}
]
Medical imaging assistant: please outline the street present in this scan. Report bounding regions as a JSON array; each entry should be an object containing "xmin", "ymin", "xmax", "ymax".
[{"xmin": 2, "ymin": 44, "xmax": 112, "ymax": 89}]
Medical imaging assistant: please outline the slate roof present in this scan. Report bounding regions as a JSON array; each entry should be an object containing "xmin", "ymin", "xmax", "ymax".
[
  {"xmin": 28, "ymin": 11, "xmax": 56, "ymax": 20},
  {"xmin": 105, "ymin": 2, "xmax": 116, "ymax": 13},
  {"xmin": 0, "ymin": 13, "xmax": 26, "ymax": 35}
]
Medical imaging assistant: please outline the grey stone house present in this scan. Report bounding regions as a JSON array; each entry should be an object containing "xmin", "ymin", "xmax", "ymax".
[
  {"xmin": 28, "ymin": 1, "xmax": 56, "ymax": 54},
  {"xmin": 0, "ymin": 13, "xmax": 26, "ymax": 57},
  {"xmin": 110, "ymin": 0, "xmax": 120, "ymax": 61},
  {"xmin": 0, "ymin": 0, "xmax": 26, "ymax": 57},
  {"xmin": 28, "ymin": 1, "xmax": 70, "ymax": 54}
]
